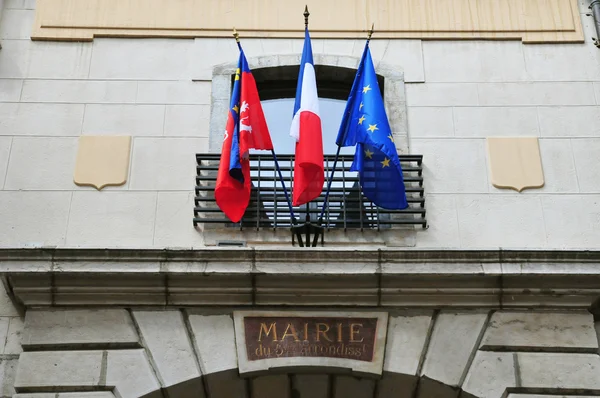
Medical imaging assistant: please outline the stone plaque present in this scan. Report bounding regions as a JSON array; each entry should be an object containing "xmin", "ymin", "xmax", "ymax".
[{"xmin": 234, "ymin": 311, "xmax": 388, "ymax": 375}]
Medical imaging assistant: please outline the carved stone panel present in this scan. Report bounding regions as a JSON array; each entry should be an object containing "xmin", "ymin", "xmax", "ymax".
[
  {"xmin": 233, "ymin": 311, "xmax": 389, "ymax": 375},
  {"xmin": 486, "ymin": 137, "xmax": 545, "ymax": 192},
  {"xmin": 32, "ymin": 0, "xmax": 583, "ymax": 43},
  {"xmin": 73, "ymin": 136, "xmax": 131, "ymax": 190}
]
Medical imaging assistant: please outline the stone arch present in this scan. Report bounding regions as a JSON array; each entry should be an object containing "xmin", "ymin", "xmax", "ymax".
[
  {"xmin": 208, "ymin": 53, "xmax": 409, "ymax": 155},
  {"xmin": 137, "ymin": 367, "xmax": 481, "ymax": 398},
  {"xmin": 13, "ymin": 309, "xmax": 600, "ymax": 398},
  {"xmin": 134, "ymin": 367, "xmax": 483, "ymax": 398}
]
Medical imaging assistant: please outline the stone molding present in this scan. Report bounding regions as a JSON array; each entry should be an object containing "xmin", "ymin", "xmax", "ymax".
[
  {"xmin": 31, "ymin": 0, "xmax": 584, "ymax": 43},
  {"xmin": 208, "ymin": 53, "xmax": 408, "ymax": 155},
  {"xmin": 1, "ymin": 248, "xmax": 600, "ymax": 308}
]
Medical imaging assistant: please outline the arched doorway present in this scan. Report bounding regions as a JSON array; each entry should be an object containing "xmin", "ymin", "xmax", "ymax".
[{"xmin": 138, "ymin": 368, "xmax": 480, "ymax": 398}]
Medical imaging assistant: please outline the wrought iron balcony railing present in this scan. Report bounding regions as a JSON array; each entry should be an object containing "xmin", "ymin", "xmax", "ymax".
[{"xmin": 194, "ymin": 153, "xmax": 426, "ymax": 231}]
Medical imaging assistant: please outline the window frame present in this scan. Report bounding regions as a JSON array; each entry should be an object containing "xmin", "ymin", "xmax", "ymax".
[{"xmin": 208, "ymin": 54, "xmax": 409, "ymax": 155}]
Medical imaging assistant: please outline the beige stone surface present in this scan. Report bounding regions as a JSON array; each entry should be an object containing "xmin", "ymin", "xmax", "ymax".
[
  {"xmin": 188, "ymin": 313, "xmax": 237, "ymax": 374},
  {"xmin": 132, "ymin": 311, "xmax": 201, "ymax": 389},
  {"xmin": 0, "ymin": 287, "xmax": 19, "ymax": 317},
  {"xmin": 0, "ymin": 137, "xmax": 11, "ymax": 189},
  {"xmin": 154, "ymin": 192, "xmax": 204, "ymax": 248},
  {"xmin": 1, "ymin": 8, "xmax": 34, "ymax": 39},
  {"xmin": 0, "ymin": 318, "xmax": 10, "ymax": 352},
  {"xmin": 73, "ymin": 135, "xmax": 131, "ymax": 190},
  {"xmin": 509, "ymin": 395, "xmax": 597, "ymax": 398},
  {"xmin": 383, "ymin": 313, "xmax": 432, "ymax": 375},
  {"xmin": 542, "ymin": 195, "xmax": 600, "ymax": 248},
  {"xmin": 481, "ymin": 311, "xmax": 598, "ymax": 351},
  {"xmin": 22, "ymin": 309, "xmax": 139, "ymax": 348},
  {"xmin": 65, "ymin": 191, "xmax": 157, "ymax": 248},
  {"xmin": 462, "ymin": 351, "xmax": 515, "ymax": 398},
  {"xmin": 0, "ymin": 358, "xmax": 18, "ymax": 397},
  {"xmin": 0, "ymin": 191, "xmax": 72, "ymax": 247},
  {"xmin": 21, "ymin": 80, "xmax": 137, "ymax": 103},
  {"xmin": 0, "ymin": 79, "xmax": 23, "ymax": 101},
  {"xmin": 15, "ymin": 351, "xmax": 103, "ymax": 389},
  {"xmin": 518, "ymin": 352, "xmax": 600, "ymax": 390},
  {"xmin": 0, "ymin": 103, "xmax": 85, "ymax": 136},
  {"xmin": 106, "ymin": 349, "xmax": 161, "ymax": 398},
  {"xmin": 487, "ymin": 137, "xmax": 544, "ymax": 192},
  {"xmin": 13, "ymin": 394, "xmax": 117, "ymax": 398},
  {"xmin": 5, "ymin": 137, "xmax": 78, "ymax": 190},
  {"xmin": 478, "ymin": 82, "xmax": 596, "ymax": 106},
  {"xmin": 421, "ymin": 312, "xmax": 488, "ymax": 386},
  {"xmin": 129, "ymin": 137, "xmax": 206, "ymax": 190},
  {"xmin": 455, "ymin": 195, "xmax": 547, "ymax": 248},
  {"xmin": 572, "ymin": 138, "xmax": 600, "ymax": 192},
  {"xmin": 31, "ymin": 0, "xmax": 584, "ymax": 43},
  {"xmin": 535, "ymin": 139, "xmax": 579, "ymax": 193},
  {"xmin": 3, "ymin": 316, "xmax": 24, "ymax": 354},
  {"xmin": 82, "ymin": 104, "xmax": 164, "ymax": 136}
]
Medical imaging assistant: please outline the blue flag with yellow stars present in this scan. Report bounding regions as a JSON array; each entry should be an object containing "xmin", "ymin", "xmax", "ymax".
[{"xmin": 336, "ymin": 42, "xmax": 408, "ymax": 210}]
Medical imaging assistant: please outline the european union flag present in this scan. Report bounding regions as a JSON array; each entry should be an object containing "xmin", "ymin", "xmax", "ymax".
[{"xmin": 336, "ymin": 42, "xmax": 408, "ymax": 210}]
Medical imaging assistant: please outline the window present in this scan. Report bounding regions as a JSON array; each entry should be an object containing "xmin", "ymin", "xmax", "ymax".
[
  {"xmin": 197, "ymin": 55, "xmax": 426, "ymax": 240},
  {"xmin": 259, "ymin": 98, "xmax": 353, "ymax": 156}
]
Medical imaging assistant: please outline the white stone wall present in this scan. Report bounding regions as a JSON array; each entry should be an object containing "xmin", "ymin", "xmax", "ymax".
[
  {"xmin": 0, "ymin": 0, "xmax": 599, "ymax": 250},
  {"xmin": 0, "ymin": 284, "xmax": 21, "ymax": 398},
  {"xmin": 4, "ymin": 308, "xmax": 600, "ymax": 398}
]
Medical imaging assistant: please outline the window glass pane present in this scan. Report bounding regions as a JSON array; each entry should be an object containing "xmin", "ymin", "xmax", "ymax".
[
  {"xmin": 249, "ymin": 97, "xmax": 359, "ymax": 225},
  {"xmin": 255, "ymin": 98, "xmax": 355, "ymax": 155}
]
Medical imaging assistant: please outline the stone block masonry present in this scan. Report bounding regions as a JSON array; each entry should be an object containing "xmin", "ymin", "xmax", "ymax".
[
  {"xmin": 0, "ymin": 0, "xmax": 599, "ymax": 250},
  {"xmin": 2, "ymin": 307, "xmax": 598, "ymax": 398}
]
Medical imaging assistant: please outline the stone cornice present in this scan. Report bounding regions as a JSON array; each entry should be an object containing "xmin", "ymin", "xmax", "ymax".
[{"xmin": 1, "ymin": 248, "xmax": 600, "ymax": 309}]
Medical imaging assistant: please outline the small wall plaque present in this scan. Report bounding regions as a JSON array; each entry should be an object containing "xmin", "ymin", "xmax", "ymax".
[
  {"xmin": 487, "ymin": 137, "xmax": 545, "ymax": 192},
  {"xmin": 73, "ymin": 136, "xmax": 131, "ymax": 190},
  {"xmin": 233, "ymin": 311, "xmax": 388, "ymax": 375}
]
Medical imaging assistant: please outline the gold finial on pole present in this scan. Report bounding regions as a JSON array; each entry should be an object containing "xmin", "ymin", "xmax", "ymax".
[
  {"xmin": 233, "ymin": 27, "xmax": 240, "ymax": 43},
  {"xmin": 304, "ymin": 5, "xmax": 310, "ymax": 28},
  {"xmin": 367, "ymin": 23, "xmax": 375, "ymax": 41}
]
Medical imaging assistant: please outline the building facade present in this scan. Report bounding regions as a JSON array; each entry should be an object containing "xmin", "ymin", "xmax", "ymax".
[{"xmin": 1, "ymin": 0, "xmax": 600, "ymax": 397}]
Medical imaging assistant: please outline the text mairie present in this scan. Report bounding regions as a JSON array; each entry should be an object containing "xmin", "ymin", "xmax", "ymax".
[{"xmin": 243, "ymin": 316, "xmax": 378, "ymax": 362}]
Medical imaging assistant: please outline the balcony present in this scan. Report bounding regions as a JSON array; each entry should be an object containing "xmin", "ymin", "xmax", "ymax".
[{"xmin": 194, "ymin": 153, "xmax": 427, "ymax": 232}]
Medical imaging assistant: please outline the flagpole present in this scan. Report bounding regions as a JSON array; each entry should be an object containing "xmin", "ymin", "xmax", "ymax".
[
  {"xmin": 318, "ymin": 23, "xmax": 375, "ymax": 224},
  {"xmin": 233, "ymin": 28, "xmax": 297, "ymax": 225},
  {"xmin": 303, "ymin": 5, "xmax": 310, "ymax": 226},
  {"xmin": 304, "ymin": 5, "xmax": 309, "ymax": 28}
]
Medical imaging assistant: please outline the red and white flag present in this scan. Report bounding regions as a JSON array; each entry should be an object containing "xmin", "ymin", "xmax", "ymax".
[
  {"xmin": 289, "ymin": 27, "xmax": 324, "ymax": 207},
  {"xmin": 215, "ymin": 46, "xmax": 273, "ymax": 223}
]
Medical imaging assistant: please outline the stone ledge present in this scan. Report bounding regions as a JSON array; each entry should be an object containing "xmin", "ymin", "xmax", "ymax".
[
  {"xmin": 1, "ymin": 249, "xmax": 600, "ymax": 308},
  {"xmin": 22, "ymin": 309, "xmax": 139, "ymax": 350},
  {"xmin": 3, "ymin": 248, "xmax": 600, "ymax": 270},
  {"xmin": 480, "ymin": 311, "xmax": 598, "ymax": 353}
]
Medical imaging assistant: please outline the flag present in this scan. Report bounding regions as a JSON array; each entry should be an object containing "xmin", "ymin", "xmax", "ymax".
[
  {"xmin": 289, "ymin": 26, "xmax": 324, "ymax": 207},
  {"xmin": 336, "ymin": 42, "xmax": 408, "ymax": 210},
  {"xmin": 215, "ymin": 46, "xmax": 273, "ymax": 222}
]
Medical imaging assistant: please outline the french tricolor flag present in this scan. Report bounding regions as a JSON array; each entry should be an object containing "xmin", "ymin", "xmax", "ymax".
[{"xmin": 290, "ymin": 27, "xmax": 324, "ymax": 207}]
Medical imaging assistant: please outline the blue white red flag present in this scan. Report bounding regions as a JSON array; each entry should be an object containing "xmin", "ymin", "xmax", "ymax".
[{"xmin": 289, "ymin": 27, "xmax": 324, "ymax": 207}]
